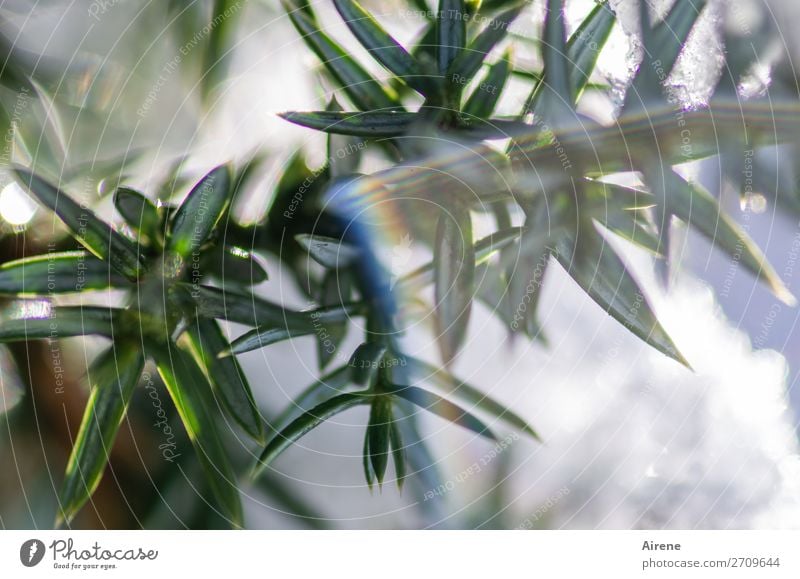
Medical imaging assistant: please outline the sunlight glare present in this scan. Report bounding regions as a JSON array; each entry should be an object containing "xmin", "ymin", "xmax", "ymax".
[{"xmin": 0, "ymin": 182, "xmax": 38, "ymax": 226}]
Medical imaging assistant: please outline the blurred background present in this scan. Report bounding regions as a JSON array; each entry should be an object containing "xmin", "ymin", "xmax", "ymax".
[{"xmin": 1, "ymin": 0, "xmax": 800, "ymax": 529}]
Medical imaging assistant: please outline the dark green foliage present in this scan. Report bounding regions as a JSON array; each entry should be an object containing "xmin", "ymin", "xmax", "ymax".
[{"xmin": 2, "ymin": 0, "xmax": 793, "ymax": 528}]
